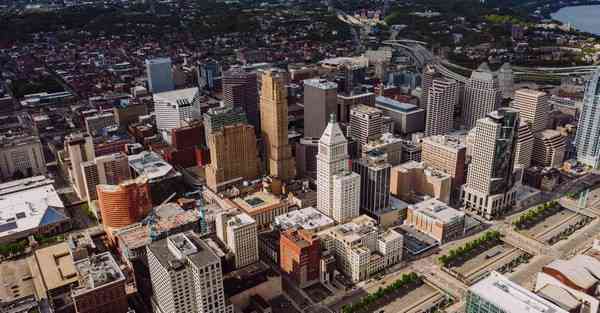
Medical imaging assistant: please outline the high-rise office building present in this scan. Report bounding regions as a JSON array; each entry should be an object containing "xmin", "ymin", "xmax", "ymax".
[
  {"xmin": 147, "ymin": 233, "xmax": 234, "ymax": 313},
  {"xmin": 146, "ymin": 58, "xmax": 175, "ymax": 94},
  {"xmin": 462, "ymin": 63, "xmax": 502, "ymax": 130},
  {"xmin": 513, "ymin": 121, "xmax": 535, "ymax": 169},
  {"xmin": 198, "ymin": 60, "xmax": 220, "ymax": 90},
  {"xmin": 332, "ymin": 171, "xmax": 361, "ymax": 223},
  {"xmin": 65, "ymin": 133, "xmax": 95, "ymax": 200},
  {"xmin": 81, "ymin": 152, "xmax": 131, "ymax": 201},
  {"xmin": 260, "ymin": 69, "xmax": 296, "ymax": 180},
  {"xmin": 462, "ymin": 109, "xmax": 519, "ymax": 219},
  {"xmin": 154, "ymin": 88, "xmax": 200, "ymax": 144},
  {"xmin": 421, "ymin": 134, "xmax": 466, "ymax": 200},
  {"xmin": 222, "ymin": 68, "xmax": 260, "ymax": 133},
  {"xmin": 203, "ymin": 106, "xmax": 248, "ymax": 144},
  {"xmin": 337, "ymin": 92, "xmax": 375, "ymax": 123},
  {"xmin": 0, "ymin": 134, "xmax": 46, "ymax": 180},
  {"xmin": 316, "ymin": 114, "xmax": 351, "ymax": 219},
  {"xmin": 303, "ymin": 79, "xmax": 338, "ymax": 138},
  {"xmin": 352, "ymin": 150, "xmax": 391, "ymax": 215},
  {"xmin": 280, "ymin": 229, "xmax": 321, "ymax": 288},
  {"xmin": 205, "ymin": 123, "xmax": 260, "ymax": 192},
  {"xmin": 425, "ymin": 77, "xmax": 459, "ymax": 136},
  {"xmin": 420, "ymin": 63, "xmax": 438, "ymax": 108},
  {"xmin": 575, "ymin": 69, "xmax": 600, "ymax": 168},
  {"xmin": 349, "ymin": 104, "xmax": 384, "ymax": 148},
  {"xmin": 532, "ymin": 130, "xmax": 566, "ymax": 168},
  {"xmin": 97, "ymin": 176, "xmax": 152, "ymax": 229},
  {"xmin": 497, "ymin": 62, "xmax": 515, "ymax": 99},
  {"xmin": 216, "ymin": 212, "xmax": 259, "ymax": 269},
  {"xmin": 511, "ymin": 89, "xmax": 549, "ymax": 133}
]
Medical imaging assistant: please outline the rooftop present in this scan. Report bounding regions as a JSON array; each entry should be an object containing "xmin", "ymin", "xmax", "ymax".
[
  {"xmin": 422, "ymin": 134, "xmax": 466, "ymax": 150},
  {"xmin": 375, "ymin": 96, "xmax": 420, "ymax": 113},
  {"xmin": 114, "ymin": 203, "xmax": 201, "ymax": 251},
  {"xmin": 233, "ymin": 191, "xmax": 285, "ymax": 215},
  {"xmin": 0, "ymin": 176, "xmax": 68, "ymax": 239},
  {"xmin": 351, "ymin": 103, "xmax": 383, "ymax": 115},
  {"xmin": 326, "ymin": 215, "xmax": 377, "ymax": 243},
  {"xmin": 29, "ymin": 242, "xmax": 78, "ymax": 295},
  {"xmin": 469, "ymin": 271, "xmax": 568, "ymax": 313},
  {"xmin": 72, "ymin": 252, "xmax": 124, "ymax": 297},
  {"xmin": 148, "ymin": 233, "xmax": 218, "ymax": 271},
  {"xmin": 409, "ymin": 198, "xmax": 465, "ymax": 224},
  {"xmin": 303, "ymin": 78, "xmax": 338, "ymax": 90},
  {"xmin": 544, "ymin": 255, "xmax": 600, "ymax": 290},
  {"xmin": 153, "ymin": 87, "xmax": 198, "ymax": 107},
  {"xmin": 274, "ymin": 207, "xmax": 334, "ymax": 231},
  {"xmin": 0, "ymin": 258, "xmax": 34, "ymax": 303},
  {"xmin": 128, "ymin": 151, "xmax": 180, "ymax": 181},
  {"xmin": 226, "ymin": 212, "xmax": 256, "ymax": 229}
]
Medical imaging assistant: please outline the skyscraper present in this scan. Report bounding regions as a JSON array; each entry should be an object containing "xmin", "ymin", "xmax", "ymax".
[
  {"xmin": 222, "ymin": 68, "xmax": 260, "ymax": 133},
  {"xmin": 198, "ymin": 60, "xmax": 220, "ymax": 91},
  {"xmin": 154, "ymin": 88, "xmax": 200, "ymax": 144},
  {"xmin": 497, "ymin": 62, "xmax": 515, "ymax": 99},
  {"xmin": 303, "ymin": 79, "xmax": 338, "ymax": 138},
  {"xmin": 146, "ymin": 58, "xmax": 175, "ymax": 94},
  {"xmin": 352, "ymin": 150, "xmax": 391, "ymax": 215},
  {"xmin": 260, "ymin": 69, "xmax": 296, "ymax": 180},
  {"xmin": 65, "ymin": 133, "xmax": 95, "ymax": 200},
  {"xmin": 420, "ymin": 63, "xmax": 438, "ymax": 108},
  {"xmin": 317, "ymin": 114, "xmax": 350, "ymax": 219},
  {"xmin": 147, "ymin": 233, "xmax": 234, "ymax": 313},
  {"xmin": 462, "ymin": 63, "xmax": 502, "ymax": 130},
  {"xmin": 205, "ymin": 123, "xmax": 260, "ymax": 191},
  {"xmin": 513, "ymin": 121, "xmax": 535, "ymax": 169},
  {"xmin": 575, "ymin": 69, "xmax": 600, "ymax": 168},
  {"xmin": 425, "ymin": 77, "xmax": 459, "ymax": 136},
  {"xmin": 349, "ymin": 104, "xmax": 384, "ymax": 148},
  {"xmin": 332, "ymin": 171, "xmax": 361, "ymax": 223},
  {"xmin": 203, "ymin": 106, "xmax": 248, "ymax": 144},
  {"xmin": 532, "ymin": 129, "xmax": 566, "ymax": 168},
  {"xmin": 462, "ymin": 108, "xmax": 519, "ymax": 219},
  {"xmin": 511, "ymin": 89, "xmax": 549, "ymax": 133}
]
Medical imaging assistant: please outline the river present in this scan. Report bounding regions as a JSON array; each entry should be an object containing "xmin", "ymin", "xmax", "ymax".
[{"xmin": 551, "ymin": 5, "xmax": 600, "ymax": 35}]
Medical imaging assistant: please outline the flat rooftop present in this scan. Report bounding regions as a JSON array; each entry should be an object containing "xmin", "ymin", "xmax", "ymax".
[
  {"xmin": 233, "ymin": 191, "xmax": 285, "ymax": 215},
  {"xmin": 274, "ymin": 207, "xmax": 334, "ymax": 231},
  {"xmin": 409, "ymin": 198, "xmax": 465, "ymax": 224},
  {"xmin": 0, "ymin": 176, "xmax": 68, "ymax": 239},
  {"xmin": 325, "ymin": 215, "xmax": 377, "ymax": 243},
  {"xmin": 469, "ymin": 272, "xmax": 568, "ymax": 313},
  {"xmin": 72, "ymin": 252, "xmax": 124, "ymax": 296},
  {"xmin": 148, "ymin": 233, "xmax": 218, "ymax": 270},
  {"xmin": 303, "ymin": 78, "xmax": 338, "ymax": 90},
  {"xmin": 128, "ymin": 151, "xmax": 180, "ymax": 181},
  {"xmin": 422, "ymin": 134, "xmax": 466, "ymax": 150},
  {"xmin": 375, "ymin": 96, "xmax": 420, "ymax": 113},
  {"xmin": 153, "ymin": 87, "xmax": 198, "ymax": 106},
  {"xmin": 226, "ymin": 212, "xmax": 256, "ymax": 230},
  {"xmin": 115, "ymin": 203, "xmax": 201, "ymax": 251},
  {"xmin": 29, "ymin": 242, "xmax": 78, "ymax": 296},
  {"xmin": 0, "ymin": 258, "xmax": 34, "ymax": 303}
]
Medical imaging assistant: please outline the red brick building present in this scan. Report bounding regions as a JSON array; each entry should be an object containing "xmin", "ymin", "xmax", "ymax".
[{"xmin": 279, "ymin": 229, "xmax": 321, "ymax": 288}]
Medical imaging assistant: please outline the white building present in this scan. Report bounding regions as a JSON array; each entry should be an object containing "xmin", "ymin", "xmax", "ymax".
[
  {"xmin": 0, "ymin": 176, "xmax": 70, "ymax": 244},
  {"xmin": 216, "ymin": 212, "xmax": 259, "ymax": 269},
  {"xmin": 319, "ymin": 215, "xmax": 402, "ymax": 283},
  {"xmin": 467, "ymin": 271, "xmax": 568, "ymax": 313},
  {"xmin": 0, "ymin": 134, "xmax": 46, "ymax": 180},
  {"xmin": 317, "ymin": 114, "xmax": 351, "ymax": 220},
  {"xmin": 462, "ymin": 109, "xmax": 520, "ymax": 219},
  {"xmin": 273, "ymin": 206, "xmax": 334, "ymax": 232},
  {"xmin": 154, "ymin": 87, "xmax": 199, "ymax": 144},
  {"xmin": 575, "ymin": 69, "xmax": 600, "ymax": 168},
  {"xmin": 147, "ymin": 233, "xmax": 234, "ymax": 313},
  {"xmin": 425, "ymin": 77, "xmax": 459, "ymax": 136},
  {"xmin": 511, "ymin": 89, "xmax": 549, "ymax": 133},
  {"xmin": 332, "ymin": 171, "xmax": 360, "ymax": 223},
  {"xmin": 146, "ymin": 58, "xmax": 175, "ymax": 94},
  {"xmin": 514, "ymin": 121, "xmax": 534, "ymax": 169},
  {"xmin": 349, "ymin": 104, "xmax": 383, "ymax": 147},
  {"xmin": 462, "ymin": 63, "xmax": 502, "ymax": 130}
]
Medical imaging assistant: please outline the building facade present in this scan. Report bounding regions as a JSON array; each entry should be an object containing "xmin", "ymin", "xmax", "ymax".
[
  {"xmin": 425, "ymin": 77, "xmax": 459, "ymax": 136},
  {"xmin": 260, "ymin": 70, "xmax": 296, "ymax": 180},
  {"xmin": 280, "ymin": 229, "xmax": 321, "ymax": 288},
  {"xmin": 352, "ymin": 150, "xmax": 391, "ymax": 215},
  {"xmin": 222, "ymin": 68, "xmax": 260, "ymax": 133},
  {"xmin": 97, "ymin": 176, "xmax": 152, "ymax": 229},
  {"xmin": 332, "ymin": 171, "xmax": 361, "ymax": 224},
  {"xmin": 147, "ymin": 233, "xmax": 234, "ymax": 313},
  {"xmin": 0, "ymin": 135, "xmax": 46, "ymax": 180},
  {"xmin": 303, "ymin": 79, "xmax": 338, "ymax": 138},
  {"xmin": 462, "ymin": 63, "xmax": 502, "ymax": 130},
  {"xmin": 81, "ymin": 152, "xmax": 131, "ymax": 201},
  {"xmin": 216, "ymin": 212, "xmax": 259, "ymax": 269},
  {"xmin": 575, "ymin": 69, "xmax": 600, "ymax": 168},
  {"xmin": 532, "ymin": 130, "xmax": 566, "ymax": 168},
  {"xmin": 405, "ymin": 198, "xmax": 465, "ymax": 243},
  {"xmin": 146, "ymin": 58, "xmax": 174, "ymax": 94},
  {"xmin": 462, "ymin": 109, "xmax": 520, "ymax": 219},
  {"xmin": 511, "ymin": 89, "xmax": 549, "ymax": 133}
]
